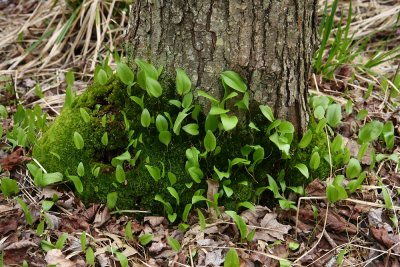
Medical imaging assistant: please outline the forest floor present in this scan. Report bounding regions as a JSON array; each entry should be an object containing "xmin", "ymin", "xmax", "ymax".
[{"xmin": 1, "ymin": 0, "xmax": 400, "ymax": 266}]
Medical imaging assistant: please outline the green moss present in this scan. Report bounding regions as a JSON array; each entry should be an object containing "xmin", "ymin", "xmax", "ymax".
[{"xmin": 33, "ymin": 74, "xmax": 328, "ymax": 216}]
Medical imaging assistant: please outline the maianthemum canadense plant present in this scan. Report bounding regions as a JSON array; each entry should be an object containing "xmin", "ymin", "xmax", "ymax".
[{"xmin": 28, "ymin": 55, "xmax": 395, "ymax": 227}]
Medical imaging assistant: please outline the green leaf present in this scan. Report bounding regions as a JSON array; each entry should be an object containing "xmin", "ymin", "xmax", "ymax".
[
  {"xmin": 382, "ymin": 186, "xmax": 393, "ymax": 209},
  {"xmin": 115, "ymin": 165, "xmax": 126, "ymax": 183},
  {"xmin": 197, "ymin": 208, "xmax": 206, "ymax": 231},
  {"xmin": 289, "ymin": 241, "xmax": 300, "ymax": 251},
  {"xmin": 235, "ymin": 92, "xmax": 250, "ymax": 110},
  {"xmin": 299, "ymin": 129, "xmax": 312, "ymax": 148},
  {"xmin": 223, "ymin": 185, "xmax": 234, "ymax": 197},
  {"xmin": 326, "ymin": 104, "xmax": 342, "ymax": 127},
  {"xmin": 309, "ymin": 151, "xmax": 320, "ymax": 170},
  {"xmin": 279, "ymin": 121, "xmax": 294, "ymax": 134},
  {"xmin": 220, "ymin": 71, "xmax": 247, "ymax": 92},
  {"xmin": 173, "ymin": 111, "xmax": 189, "ymax": 135},
  {"xmin": 86, "ymin": 247, "xmax": 95, "ymax": 266},
  {"xmin": 248, "ymin": 121, "xmax": 260, "ymax": 131},
  {"xmin": 154, "ymin": 194, "xmax": 173, "ymax": 214},
  {"xmin": 346, "ymin": 158, "xmax": 361, "ymax": 179},
  {"xmin": 96, "ymin": 68, "xmax": 108, "ymax": 85},
  {"xmin": 0, "ymin": 178, "xmax": 19, "ymax": 197},
  {"xmin": 182, "ymin": 204, "xmax": 192, "ymax": 222},
  {"xmin": 182, "ymin": 123, "xmax": 199, "ymax": 135},
  {"xmin": 259, "ymin": 105, "xmax": 274, "ymax": 122},
  {"xmin": 176, "ymin": 69, "xmax": 191, "ymax": 95},
  {"xmin": 169, "ymin": 99, "xmax": 182, "ymax": 108},
  {"xmin": 92, "ymin": 166, "xmax": 100, "ymax": 177},
  {"xmin": 214, "ymin": 166, "xmax": 230, "ymax": 180},
  {"xmin": 382, "ymin": 121, "xmax": 394, "ymax": 149},
  {"xmin": 0, "ymin": 105, "xmax": 7, "ymax": 119},
  {"xmin": 356, "ymin": 109, "xmax": 368, "ymax": 120},
  {"xmin": 220, "ymin": 114, "xmax": 238, "ymax": 131},
  {"xmin": 197, "ymin": 90, "xmax": 219, "ymax": 103},
  {"xmin": 145, "ymin": 165, "xmax": 161, "ymax": 181},
  {"xmin": 204, "ymin": 130, "xmax": 217, "ymax": 152},
  {"xmin": 237, "ymin": 201, "xmax": 256, "ymax": 212},
  {"xmin": 77, "ymin": 162, "xmax": 84, "ymax": 177},
  {"xmin": 80, "ymin": 232, "xmax": 87, "ymax": 251},
  {"xmin": 141, "ymin": 108, "xmax": 151, "ymax": 128},
  {"xmin": 188, "ymin": 166, "xmax": 203, "ymax": 183},
  {"xmin": 224, "ymin": 248, "xmax": 239, "ymax": 267},
  {"xmin": 167, "ymin": 236, "xmax": 181, "ymax": 252},
  {"xmin": 40, "ymin": 172, "xmax": 63, "ymax": 186},
  {"xmin": 42, "ymin": 200, "xmax": 54, "ymax": 212},
  {"xmin": 73, "ymin": 132, "xmax": 84, "ymax": 149},
  {"xmin": 35, "ymin": 83, "xmax": 44, "ymax": 98},
  {"xmin": 347, "ymin": 171, "xmax": 366, "ymax": 193},
  {"xmin": 331, "ymin": 134, "xmax": 344, "ymax": 152},
  {"xmin": 314, "ymin": 106, "xmax": 325, "ymax": 120},
  {"xmin": 66, "ymin": 71, "xmax": 75, "ymax": 87},
  {"xmin": 205, "ymin": 114, "xmax": 219, "ymax": 132},
  {"xmin": 107, "ymin": 192, "xmax": 118, "ymax": 209},
  {"xmin": 68, "ymin": 175, "xmax": 83, "ymax": 193},
  {"xmin": 135, "ymin": 58, "xmax": 158, "ymax": 79},
  {"xmin": 101, "ymin": 132, "xmax": 108, "ymax": 146},
  {"xmin": 269, "ymin": 133, "xmax": 290, "ymax": 157},
  {"xmin": 209, "ymin": 106, "xmax": 230, "ymax": 115},
  {"xmin": 279, "ymin": 259, "xmax": 292, "ymax": 267},
  {"xmin": 130, "ymin": 95, "xmax": 144, "ymax": 110},
  {"xmin": 36, "ymin": 219, "xmax": 45, "ymax": 236},
  {"xmin": 225, "ymin": 210, "xmax": 247, "ymax": 241},
  {"xmin": 358, "ymin": 121, "xmax": 383, "ymax": 143},
  {"xmin": 139, "ymin": 233, "xmax": 154, "ymax": 246},
  {"xmin": 156, "ymin": 115, "xmax": 169, "ymax": 132},
  {"xmin": 16, "ymin": 197, "xmax": 33, "ymax": 225},
  {"xmin": 182, "ymin": 92, "xmax": 193, "ymax": 108},
  {"xmin": 146, "ymin": 76, "xmax": 163, "ymax": 97},
  {"xmin": 167, "ymin": 187, "xmax": 180, "ymax": 205},
  {"xmin": 124, "ymin": 220, "xmax": 134, "ymax": 241},
  {"xmin": 295, "ymin": 163, "xmax": 309, "ymax": 178},
  {"xmin": 117, "ymin": 63, "xmax": 134, "ymax": 85},
  {"xmin": 167, "ymin": 172, "xmax": 177, "ymax": 186},
  {"xmin": 159, "ymin": 131, "xmax": 171, "ymax": 146},
  {"xmin": 55, "ymin": 233, "xmax": 68, "ymax": 249},
  {"xmin": 116, "ymin": 252, "xmax": 128, "ymax": 267}
]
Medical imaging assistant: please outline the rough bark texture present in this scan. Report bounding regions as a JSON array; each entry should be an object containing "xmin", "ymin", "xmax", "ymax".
[{"xmin": 127, "ymin": 0, "xmax": 318, "ymax": 133}]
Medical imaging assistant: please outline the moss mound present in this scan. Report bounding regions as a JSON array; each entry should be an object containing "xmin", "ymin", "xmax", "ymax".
[{"xmin": 33, "ymin": 72, "xmax": 331, "ymax": 216}]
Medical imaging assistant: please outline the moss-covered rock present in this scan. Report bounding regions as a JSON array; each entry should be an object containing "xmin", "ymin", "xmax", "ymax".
[{"xmin": 33, "ymin": 74, "xmax": 330, "ymax": 216}]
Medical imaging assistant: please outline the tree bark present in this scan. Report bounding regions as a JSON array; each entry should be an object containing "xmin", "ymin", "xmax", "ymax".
[{"xmin": 127, "ymin": 0, "xmax": 318, "ymax": 133}]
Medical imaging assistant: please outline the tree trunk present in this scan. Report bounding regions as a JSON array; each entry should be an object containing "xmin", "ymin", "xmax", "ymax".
[{"xmin": 127, "ymin": 0, "xmax": 318, "ymax": 133}]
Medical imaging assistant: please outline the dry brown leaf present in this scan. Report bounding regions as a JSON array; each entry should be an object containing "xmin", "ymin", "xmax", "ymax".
[
  {"xmin": 4, "ymin": 240, "xmax": 37, "ymax": 250},
  {"xmin": 93, "ymin": 206, "xmax": 110, "ymax": 228},
  {"xmin": 144, "ymin": 216, "xmax": 165, "ymax": 227},
  {"xmin": 255, "ymin": 213, "xmax": 291, "ymax": 242},
  {"xmin": 45, "ymin": 249, "xmax": 75, "ymax": 267},
  {"xmin": 205, "ymin": 249, "xmax": 225, "ymax": 266},
  {"xmin": 305, "ymin": 179, "xmax": 326, "ymax": 197},
  {"xmin": 149, "ymin": 241, "xmax": 165, "ymax": 254},
  {"xmin": 370, "ymin": 226, "xmax": 400, "ymax": 253},
  {"xmin": 0, "ymin": 147, "xmax": 30, "ymax": 171}
]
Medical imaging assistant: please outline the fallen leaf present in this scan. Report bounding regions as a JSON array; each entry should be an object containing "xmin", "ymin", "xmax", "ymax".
[
  {"xmin": 205, "ymin": 249, "xmax": 225, "ymax": 266},
  {"xmin": 0, "ymin": 147, "xmax": 30, "ymax": 171},
  {"xmin": 4, "ymin": 240, "xmax": 37, "ymax": 250},
  {"xmin": 305, "ymin": 179, "xmax": 326, "ymax": 197},
  {"xmin": 255, "ymin": 213, "xmax": 291, "ymax": 242},
  {"xmin": 370, "ymin": 226, "xmax": 400, "ymax": 253},
  {"xmin": 144, "ymin": 216, "xmax": 165, "ymax": 227},
  {"xmin": 93, "ymin": 206, "xmax": 110, "ymax": 227},
  {"xmin": 45, "ymin": 249, "xmax": 75, "ymax": 267}
]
